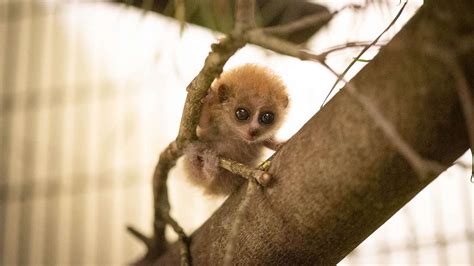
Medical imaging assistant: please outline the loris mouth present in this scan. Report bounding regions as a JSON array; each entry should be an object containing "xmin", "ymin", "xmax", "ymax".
[
  {"xmin": 242, "ymin": 129, "xmax": 261, "ymax": 142},
  {"xmin": 243, "ymin": 135, "xmax": 256, "ymax": 142},
  {"xmin": 242, "ymin": 134, "xmax": 262, "ymax": 143}
]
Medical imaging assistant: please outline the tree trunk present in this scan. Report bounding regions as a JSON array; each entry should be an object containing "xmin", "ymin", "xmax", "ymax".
[{"xmin": 158, "ymin": 0, "xmax": 473, "ymax": 264}]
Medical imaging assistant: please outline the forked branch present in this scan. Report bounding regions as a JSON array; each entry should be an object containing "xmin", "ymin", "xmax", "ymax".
[{"xmin": 128, "ymin": 1, "xmax": 256, "ymax": 264}]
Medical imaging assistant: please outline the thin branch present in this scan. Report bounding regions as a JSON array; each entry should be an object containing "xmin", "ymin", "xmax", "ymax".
[
  {"xmin": 247, "ymin": 31, "xmax": 385, "ymax": 63},
  {"xmin": 318, "ymin": 41, "xmax": 386, "ymax": 60},
  {"xmin": 154, "ymin": 35, "xmax": 244, "ymax": 266},
  {"xmin": 219, "ymin": 157, "xmax": 271, "ymax": 186},
  {"xmin": 152, "ymin": 142, "xmax": 179, "ymax": 257},
  {"xmin": 130, "ymin": 1, "xmax": 253, "ymax": 264},
  {"xmin": 176, "ymin": 36, "xmax": 247, "ymax": 149},
  {"xmin": 262, "ymin": 10, "xmax": 334, "ymax": 37},
  {"xmin": 162, "ymin": 211, "xmax": 191, "ymax": 266},
  {"xmin": 246, "ymin": 29, "xmax": 325, "ymax": 61},
  {"xmin": 127, "ymin": 226, "xmax": 153, "ymax": 249},
  {"xmin": 128, "ymin": 0, "xmax": 261, "ymax": 264},
  {"xmin": 262, "ymin": 4, "xmax": 362, "ymax": 37},
  {"xmin": 320, "ymin": 1, "xmax": 408, "ymax": 108}
]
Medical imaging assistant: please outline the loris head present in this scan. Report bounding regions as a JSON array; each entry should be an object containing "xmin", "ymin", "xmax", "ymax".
[{"xmin": 210, "ymin": 64, "xmax": 289, "ymax": 143}]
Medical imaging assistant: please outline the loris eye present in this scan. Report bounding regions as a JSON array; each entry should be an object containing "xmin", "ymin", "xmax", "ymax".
[
  {"xmin": 259, "ymin": 112, "xmax": 275, "ymax": 125},
  {"xmin": 235, "ymin": 108, "xmax": 250, "ymax": 120}
]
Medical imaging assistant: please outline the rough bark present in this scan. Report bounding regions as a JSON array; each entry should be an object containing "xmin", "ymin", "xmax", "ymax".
[{"xmin": 158, "ymin": 0, "xmax": 473, "ymax": 264}]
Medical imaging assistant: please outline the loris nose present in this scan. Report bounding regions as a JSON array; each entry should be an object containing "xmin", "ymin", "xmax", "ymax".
[{"xmin": 249, "ymin": 128, "xmax": 259, "ymax": 137}]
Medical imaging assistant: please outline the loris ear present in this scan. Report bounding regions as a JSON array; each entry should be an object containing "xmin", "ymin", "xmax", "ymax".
[
  {"xmin": 218, "ymin": 84, "xmax": 230, "ymax": 103},
  {"xmin": 282, "ymin": 96, "xmax": 289, "ymax": 109}
]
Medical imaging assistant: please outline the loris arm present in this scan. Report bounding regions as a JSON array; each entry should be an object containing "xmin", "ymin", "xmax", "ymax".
[{"xmin": 263, "ymin": 138, "xmax": 286, "ymax": 151}]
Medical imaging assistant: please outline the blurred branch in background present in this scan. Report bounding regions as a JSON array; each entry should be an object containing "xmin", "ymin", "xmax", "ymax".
[{"xmin": 113, "ymin": 0, "xmax": 331, "ymax": 44}]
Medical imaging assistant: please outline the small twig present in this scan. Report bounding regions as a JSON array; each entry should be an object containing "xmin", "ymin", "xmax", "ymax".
[
  {"xmin": 246, "ymin": 29, "xmax": 325, "ymax": 61},
  {"xmin": 127, "ymin": 225, "xmax": 153, "ymax": 249},
  {"xmin": 247, "ymin": 30, "xmax": 386, "ymax": 65},
  {"xmin": 219, "ymin": 157, "xmax": 272, "ymax": 186},
  {"xmin": 262, "ymin": 4, "xmax": 362, "ymax": 37},
  {"xmin": 318, "ymin": 41, "xmax": 386, "ymax": 60},
  {"xmin": 320, "ymin": 1, "xmax": 407, "ymax": 108}
]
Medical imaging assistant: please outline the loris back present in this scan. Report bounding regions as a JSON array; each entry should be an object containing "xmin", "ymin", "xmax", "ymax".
[{"xmin": 183, "ymin": 64, "xmax": 289, "ymax": 196}]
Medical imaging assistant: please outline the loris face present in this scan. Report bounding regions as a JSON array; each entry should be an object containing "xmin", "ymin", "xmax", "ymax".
[{"xmin": 215, "ymin": 83, "xmax": 288, "ymax": 143}]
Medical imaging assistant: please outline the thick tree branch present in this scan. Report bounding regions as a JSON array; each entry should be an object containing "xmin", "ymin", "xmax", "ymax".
[
  {"xmin": 245, "ymin": 2, "xmax": 444, "ymax": 179},
  {"xmin": 321, "ymin": 63, "xmax": 447, "ymax": 178},
  {"xmin": 156, "ymin": 1, "xmax": 473, "ymax": 264},
  {"xmin": 424, "ymin": 46, "xmax": 474, "ymax": 181},
  {"xmin": 222, "ymin": 180, "xmax": 259, "ymax": 266},
  {"xmin": 219, "ymin": 158, "xmax": 271, "ymax": 186}
]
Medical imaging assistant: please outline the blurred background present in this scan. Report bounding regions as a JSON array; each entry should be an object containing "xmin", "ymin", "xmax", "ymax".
[{"xmin": 0, "ymin": 0, "xmax": 472, "ymax": 265}]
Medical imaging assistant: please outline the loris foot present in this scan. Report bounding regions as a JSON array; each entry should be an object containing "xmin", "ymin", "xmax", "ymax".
[
  {"xmin": 184, "ymin": 142, "xmax": 220, "ymax": 179},
  {"xmin": 201, "ymin": 148, "xmax": 220, "ymax": 178},
  {"xmin": 184, "ymin": 142, "xmax": 207, "ymax": 169}
]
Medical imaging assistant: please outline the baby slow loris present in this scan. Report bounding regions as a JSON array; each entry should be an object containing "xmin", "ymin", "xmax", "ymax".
[{"xmin": 183, "ymin": 64, "xmax": 289, "ymax": 196}]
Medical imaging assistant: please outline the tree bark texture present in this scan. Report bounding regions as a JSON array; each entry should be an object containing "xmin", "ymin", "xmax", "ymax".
[{"xmin": 158, "ymin": 1, "xmax": 473, "ymax": 264}]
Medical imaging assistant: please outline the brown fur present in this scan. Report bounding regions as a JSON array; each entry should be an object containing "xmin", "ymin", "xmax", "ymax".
[{"xmin": 183, "ymin": 64, "xmax": 289, "ymax": 196}]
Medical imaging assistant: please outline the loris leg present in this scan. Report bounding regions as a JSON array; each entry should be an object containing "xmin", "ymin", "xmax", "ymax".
[
  {"xmin": 200, "ymin": 148, "xmax": 220, "ymax": 178},
  {"xmin": 184, "ymin": 143, "xmax": 246, "ymax": 195},
  {"xmin": 183, "ymin": 142, "xmax": 220, "ymax": 181},
  {"xmin": 184, "ymin": 142, "xmax": 206, "ymax": 169}
]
